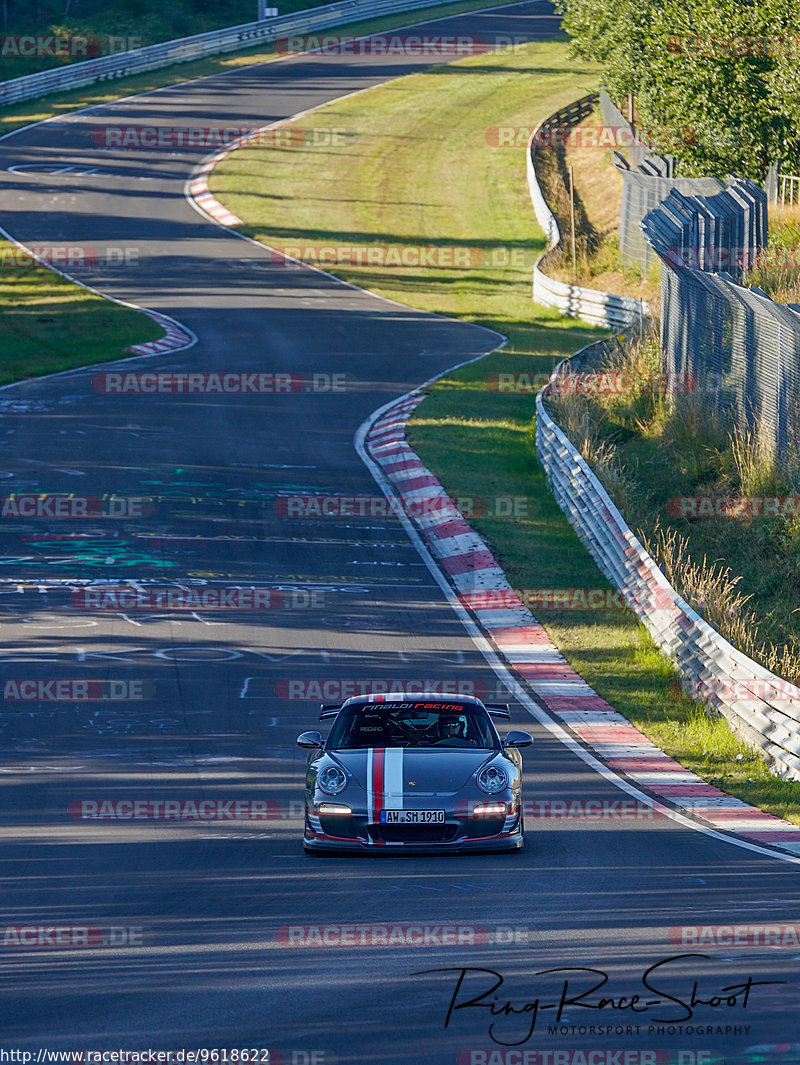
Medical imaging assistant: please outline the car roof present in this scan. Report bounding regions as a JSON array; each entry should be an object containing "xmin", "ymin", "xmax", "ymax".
[{"xmin": 344, "ymin": 692, "xmax": 484, "ymax": 706}]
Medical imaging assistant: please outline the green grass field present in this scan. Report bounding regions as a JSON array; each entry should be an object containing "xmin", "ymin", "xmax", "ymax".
[
  {"xmin": 0, "ymin": 243, "xmax": 162, "ymax": 383},
  {"xmin": 211, "ymin": 38, "xmax": 598, "ymax": 337},
  {"xmin": 211, "ymin": 37, "xmax": 800, "ymax": 822}
]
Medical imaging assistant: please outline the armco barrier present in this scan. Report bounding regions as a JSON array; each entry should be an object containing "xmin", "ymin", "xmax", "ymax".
[
  {"xmin": 0, "ymin": 0, "xmax": 469, "ymax": 108},
  {"xmin": 526, "ymin": 95, "xmax": 649, "ymax": 328},
  {"xmin": 536, "ymin": 343, "xmax": 800, "ymax": 782}
]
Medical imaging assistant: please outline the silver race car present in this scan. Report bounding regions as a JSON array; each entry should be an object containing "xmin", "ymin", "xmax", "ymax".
[{"xmin": 296, "ymin": 692, "xmax": 533, "ymax": 853}]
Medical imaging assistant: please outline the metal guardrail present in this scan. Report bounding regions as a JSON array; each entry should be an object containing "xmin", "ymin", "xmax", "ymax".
[
  {"xmin": 526, "ymin": 95, "xmax": 649, "ymax": 329},
  {"xmin": 531, "ymin": 263, "xmax": 647, "ymax": 329},
  {"xmin": 536, "ymin": 341, "xmax": 800, "ymax": 783},
  {"xmin": 0, "ymin": 0, "xmax": 468, "ymax": 107}
]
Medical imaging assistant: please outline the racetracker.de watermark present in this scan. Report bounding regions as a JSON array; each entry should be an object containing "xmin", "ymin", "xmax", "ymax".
[
  {"xmin": 1, "ymin": 925, "xmax": 144, "ymax": 947},
  {"xmin": 69, "ymin": 799, "xmax": 295, "ymax": 821},
  {"xmin": 0, "ymin": 245, "xmax": 140, "ymax": 269},
  {"xmin": 4, "ymin": 679, "xmax": 152, "ymax": 702},
  {"xmin": 274, "ymin": 495, "xmax": 530, "ymax": 519},
  {"xmin": 669, "ymin": 677, "xmax": 800, "ymax": 701},
  {"xmin": 274, "ymin": 33, "xmax": 488, "ymax": 55},
  {"xmin": 275, "ymin": 678, "xmax": 491, "ymax": 700},
  {"xmin": 486, "ymin": 371, "xmax": 698, "ymax": 395},
  {"xmin": 1, "ymin": 494, "xmax": 154, "ymax": 518},
  {"xmin": 514, "ymin": 588, "xmax": 674, "ymax": 611},
  {"xmin": 274, "ymin": 923, "xmax": 532, "ymax": 946},
  {"xmin": 670, "ymin": 924, "xmax": 800, "ymax": 947},
  {"xmin": 667, "ymin": 496, "xmax": 800, "ymax": 518},
  {"xmin": 662, "ymin": 246, "xmax": 800, "ymax": 271},
  {"xmin": 70, "ymin": 587, "xmax": 323, "ymax": 610},
  {"xmin": 1, "ymin": 34, "xmax": 141, "ymax": 57},
  {"xmin": 667, "ymin": 33, "xmax": 800, "ymax": 57},
  {"xmin": 91, "ymin": 372, "xmax": 346, "ymax": 394},
  {"xmin": 91, "ymin": 125, "xmax": 353, "ymax": 149},
  {"xmin": 268, "ymin": 245, "xmax": 491, "ymax": 269},
  {"xmin": 485, "ymin": 125, "xmax": 698, "ymax": 151},
  {"xmin": 521, "ymin": 799, "xmax": 663, "ymax": 821},
  {"xmin": 457, "ymin": 1053, "xmax": 700, "ymax": 1065}
]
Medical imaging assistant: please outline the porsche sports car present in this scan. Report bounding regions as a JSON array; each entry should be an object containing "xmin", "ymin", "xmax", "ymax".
[{"xmin": 296, "ymin": 692, "xmax": 532, "ymax": 853}]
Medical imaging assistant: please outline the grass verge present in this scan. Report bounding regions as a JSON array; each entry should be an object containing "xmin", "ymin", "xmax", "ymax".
[
  {"xmin": 210, "ymin": 37, "xmax": 800, "ymax": 820},
  {"xmin": 212, "ymin": 39, "xmax": 601, "ymax": 329},
  {"xmin": 0, "ymin": 241, "xmax": 162, "ymax": 384}
]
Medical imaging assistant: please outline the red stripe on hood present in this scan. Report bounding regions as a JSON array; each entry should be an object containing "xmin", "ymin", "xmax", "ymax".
[{"xmin": 373, "ymin": 748, "xmax": 384, "ymax": 822}]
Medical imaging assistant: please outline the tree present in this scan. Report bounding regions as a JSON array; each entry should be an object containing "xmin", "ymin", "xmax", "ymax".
[{"xmin": 556, "ymin": 0, "xmax": 800, "ymax": 179}]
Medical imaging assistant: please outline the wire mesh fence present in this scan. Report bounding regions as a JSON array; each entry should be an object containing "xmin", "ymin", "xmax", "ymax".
[
  {"xmin": 601, "ymin": 90, "xmax": 733, "ymax": 275},
  {"xmin": 640, "ymin": 181, "xmax": 800, "ymax": 466},
  {"xmin": 537, "ymin": 334, "xmax": 800, "ymax": 783}
]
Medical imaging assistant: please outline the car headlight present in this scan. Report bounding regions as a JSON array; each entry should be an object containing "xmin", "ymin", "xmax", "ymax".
[
  {"xmin": 477, "ymin": 764, "xmax": 508, "ymax": 794},
  {"xmin": 317, "ymin": 765, "xmax": 348, "ymax": 796}
]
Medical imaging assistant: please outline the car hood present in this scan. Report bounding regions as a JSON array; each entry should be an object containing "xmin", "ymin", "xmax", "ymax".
[{"xmin": 326, "ymin": 748, "xmax": 499, "ymax": 795}]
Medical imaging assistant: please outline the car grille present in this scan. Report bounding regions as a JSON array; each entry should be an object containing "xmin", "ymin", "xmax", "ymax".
[
  {"xmin": 463, "ymin": 819, "xmax": 506, "ymax": 838},
  {"xmin": 319, "ymin": 816, "xmax": 360, "ymax": 839},
  {"xmin": 370, "ymin": 824, "xmax": 457, "ymax": 843}
]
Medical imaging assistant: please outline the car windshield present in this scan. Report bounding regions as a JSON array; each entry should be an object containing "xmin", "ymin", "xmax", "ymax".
[{"xmin": 326, "ymin": 700, "xmax": 500, "ymax": 750}]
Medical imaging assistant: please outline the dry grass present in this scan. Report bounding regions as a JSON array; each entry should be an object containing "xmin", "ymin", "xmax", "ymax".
[
  {"xmin": 729, "ymin": 427, "xmax": 788, "ymax": 496},
  {"xmin": 646, "ymin": 521, "xmax": 800, "ymax": 685},
  {"xmin": 535, "ymin": 141, "xmax": 596, "ymax": 266},
  {"xmin": 550, "ymin": 321, "xmax": 800, "ymax": 686},
  {"xmin": 744, "ymin": 203, "xmax": 800, "ymax": 303},
  {"xmin": 645, "ymin": 521, "xmax": 759, "ymax": 652},
  {"xmin": 548, "ymin": 388, "xmax": 641, "ymax": 518},
  {"xmin": 564, "ymin": 109, "xmax": 624, "ymax": 241}
]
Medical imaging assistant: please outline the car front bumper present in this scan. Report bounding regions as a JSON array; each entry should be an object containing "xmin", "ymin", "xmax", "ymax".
[{"xmin": 303, "ymin": 810, "xmax": 524, "ymax": 853}]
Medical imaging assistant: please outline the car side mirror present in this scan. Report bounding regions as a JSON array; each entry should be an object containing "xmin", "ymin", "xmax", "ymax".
[
  {"xmin": 296, "ymin": 730, "xmax": 324, "ymax": 749},
  {"xmin": 503, "ymin": 730, "xmax": 533, "ymax": 748}
]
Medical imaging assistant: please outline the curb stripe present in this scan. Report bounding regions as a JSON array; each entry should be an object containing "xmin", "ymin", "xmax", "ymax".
[{"xmin": 363, "ymin": 392, "xmax": 800, "ymax": 859}]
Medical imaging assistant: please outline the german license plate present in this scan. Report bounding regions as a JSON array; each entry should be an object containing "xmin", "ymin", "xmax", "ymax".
[{"xmin": 380, "ymin": 810, "xmax": 445, "ymax": 824}]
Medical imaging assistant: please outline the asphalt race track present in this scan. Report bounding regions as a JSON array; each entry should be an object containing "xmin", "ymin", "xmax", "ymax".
[{"xmin": 0, "ymin": 3, "xmax": 798, "ymax": 1062}]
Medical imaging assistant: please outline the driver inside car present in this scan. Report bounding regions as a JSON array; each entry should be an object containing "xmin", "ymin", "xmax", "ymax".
[{"xmin": 436, "ymin": 714, "xmax": 474, "ymax": 746}]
